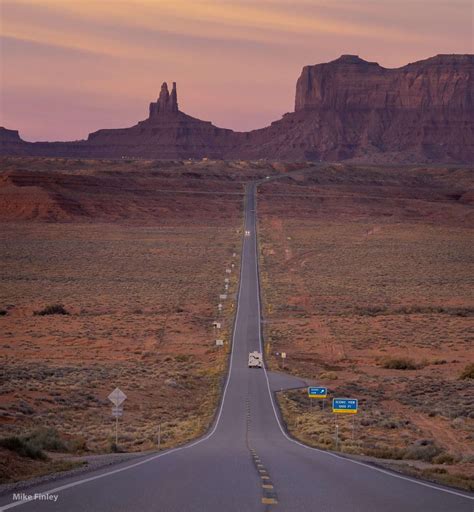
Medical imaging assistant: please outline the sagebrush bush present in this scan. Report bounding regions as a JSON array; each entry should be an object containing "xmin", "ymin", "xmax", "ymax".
[
  {"xmin": 34, "ymin": 304, "xmax": 70, "ymax": 316},
  {"xmin": 459, "ymin": 363, "xmax": 474, "ymax": 380},
  {"xmin": 382, "ymin": 357, "xmax": 419, "ymax": 370},
  {"xmin": 0, "ymin": 436, "xmax": 46, "ymax": 460},
  {"xmin": 404, "ymin": 440, "xmax": 442, "ymax": 462},
  {"xmin": 25, "ymin": 427, "xmax": 68, "ymax": 452}
]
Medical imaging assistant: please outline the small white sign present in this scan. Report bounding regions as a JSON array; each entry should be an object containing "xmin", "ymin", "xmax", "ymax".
[
  {"xmin": 213, "ymin": 322, "xmax": 221, "ymax": 329},
  {"xmin": 225, "ymin": 278, "xmax": 230, "ymax": 283},
  {"xmin": 111, "ymin": 406, "xmax": 123, "ymax": 417},
  {"xmin": 226, "ymin": 269, "xmax": 231, "ymax": 274},
  {"xmin": 215, "ymin": 339, "xmax": 224, "ymax": 346},
  {"xmin": 281, "ymin": 352, "xmax": 287, "ymax": 359},
  {"xmin": 108, "ymin": 387, "xmax": 127, "ymax": 407},
  {"xmin": 220, "ymin": 294, "xmax": 227, "ymax": 300}
]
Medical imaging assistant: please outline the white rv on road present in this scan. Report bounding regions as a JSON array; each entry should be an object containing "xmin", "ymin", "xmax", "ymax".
[{"xmin": 248, "ymin": 351, "xmax": 263, "ymax": 368}]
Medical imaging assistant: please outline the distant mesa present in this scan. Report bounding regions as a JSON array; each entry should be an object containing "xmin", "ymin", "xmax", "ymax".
[{"xmin": 1, "ymin": 54, "xmax": 473, "ymax": 163}]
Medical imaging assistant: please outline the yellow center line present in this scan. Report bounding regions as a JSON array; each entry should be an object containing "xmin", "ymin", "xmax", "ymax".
[{"xmin": 262, "ymin": 498, "xmax": 278, "ymax": 505}]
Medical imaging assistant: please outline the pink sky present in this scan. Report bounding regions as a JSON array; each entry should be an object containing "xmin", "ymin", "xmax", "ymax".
[{"xmin": 0, "ymin": 0, "xmax": 472, "ymax": 141}]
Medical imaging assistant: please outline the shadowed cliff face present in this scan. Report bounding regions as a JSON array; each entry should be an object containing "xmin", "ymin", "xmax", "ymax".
[{"xmin": 1, "ymin": 55, "xmax": 473, "ymax": 163}]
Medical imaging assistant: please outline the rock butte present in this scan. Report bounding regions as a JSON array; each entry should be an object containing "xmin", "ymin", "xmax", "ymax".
[{"xmin": 1, "ymin": 54, "xmax": 473, "ymax": 163}]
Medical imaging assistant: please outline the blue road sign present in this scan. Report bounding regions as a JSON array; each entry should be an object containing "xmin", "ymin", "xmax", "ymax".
[
  {"xmin": 308, "ymin": 387, "xmax": 327, "ymax": 398},
  {"xmin": 332, "ymin": 398, "xmax": 358, "ymax": 414}
]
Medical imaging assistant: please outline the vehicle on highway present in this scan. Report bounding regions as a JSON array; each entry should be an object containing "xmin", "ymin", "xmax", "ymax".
[{"xmin": 248, "ymin": 351, "xmax": 263, "ymax": 368}]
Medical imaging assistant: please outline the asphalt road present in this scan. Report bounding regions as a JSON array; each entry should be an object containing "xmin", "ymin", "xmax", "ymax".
[{"xmin": 1, "ymin": 183, "xmax": 473, "ymax": 512}]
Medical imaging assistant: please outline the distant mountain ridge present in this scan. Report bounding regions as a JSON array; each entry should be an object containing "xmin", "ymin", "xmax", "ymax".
[{"xmin": 1, "ymin": 54, "xmax": 473, "ymax": 163}]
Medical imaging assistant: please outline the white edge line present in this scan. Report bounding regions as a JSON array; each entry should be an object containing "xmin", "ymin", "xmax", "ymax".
[
  {"xmin": 251, "ymin": 183, "xmax": 474, "ymax": 502},
  {"xmin": 0, "ymin": 194, "xmax": 250, "ymax": 512}
]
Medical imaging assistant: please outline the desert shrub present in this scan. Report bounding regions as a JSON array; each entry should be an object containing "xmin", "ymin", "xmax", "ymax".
[
  {"xmin": 67, "ymin": 438, "xmax": 88, "ymax": 453},
  {"xmin": 0, "ymin": 436, "xmax": 46, "ymax": 460},
  {"xmin": 25, "ymin": 427, "xmax": 68, "ymax": 452},
  {"xmin": 366, "ymin": 446, "xmax": 405, "ymax": 460},
  {"xmin": 110, "ymin": 441, "xmax": 124, "ymax": 453},
  {"xmin": 433, "ymin": 453, "xmax": 458, "ymax": 465},
  {"xmin": 355, "ymin": 306, "xmax": 387, "ymax": 316},
  {"xmin": 404, "ymin": 440, "xmax": 442, "ymax": 462},
  {"xmin": 380, "ymin": 419, "xmax": 402, "ymax": 429},
  {"xmin": 382, "ymin": 357, "xmax": 418, "ymax": 370},
  {"xmin": 175, "ymin": 354, "xmax": 192, "ymax": 363},
  {"xmin": 319, "ymin": 371, "xmax": 338, "ymax": 380},
  {"xmin": 459, "ymin": 363, "xmax": 474, "ymax": 380},
  {"xmin": 34, "ymin": 304, "xmax": 70, "ymax": 316}
]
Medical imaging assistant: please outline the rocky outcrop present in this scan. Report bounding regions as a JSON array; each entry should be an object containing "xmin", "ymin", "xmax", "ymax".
[
  {"xmin": 1, "ymin": 54, "xmax": 473, "ymax": 163},
  {"xmin": 149, "ymin": 82, "xmax": 179, "ymax": 117},
  {"xmin": 0, "ymin": 128, "xmax": 22, "ymax": 141}
]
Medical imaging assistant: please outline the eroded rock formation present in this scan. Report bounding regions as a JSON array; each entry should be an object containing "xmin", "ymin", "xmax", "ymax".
[{"xmin": 149, "ymin": 82, "xmax": 179, "ymax": 117}]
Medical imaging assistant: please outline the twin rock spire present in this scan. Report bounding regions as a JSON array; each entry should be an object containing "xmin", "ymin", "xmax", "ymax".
[{"xmin": 149, "ymin": 82, "xmax": 179, "ymax": 118}]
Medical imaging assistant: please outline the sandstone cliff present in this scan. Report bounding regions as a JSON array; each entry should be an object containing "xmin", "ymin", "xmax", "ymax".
[
  {"xmin": 239, "ymin": 54, "xmax": 474, "ymax": 162},
  {"xmin": 295, "ymin": 54, "xmax": 473, "ymax": 111}
]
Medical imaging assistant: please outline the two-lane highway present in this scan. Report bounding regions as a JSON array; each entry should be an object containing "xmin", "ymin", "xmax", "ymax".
[{"xmin": 1, "ymin": 183, "xmax": 472, "ymax": 511}]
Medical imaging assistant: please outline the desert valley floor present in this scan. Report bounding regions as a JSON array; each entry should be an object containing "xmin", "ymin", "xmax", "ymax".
[{"xmin": 0, "ymin": 157, "xmax": 473, "ymax": 491}]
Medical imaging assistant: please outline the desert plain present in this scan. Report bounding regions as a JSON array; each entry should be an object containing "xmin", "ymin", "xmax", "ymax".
[{"xmin": 0, "ymin": 157, "xmax": 473, "ymax": 492}]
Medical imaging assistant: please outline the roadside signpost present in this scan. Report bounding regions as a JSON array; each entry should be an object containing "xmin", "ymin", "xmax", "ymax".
[
  {"xmin": 108, "ymin": 387, "xmax": 127, "ymax": 445},
  {"xmin": 308, "ymin": 387, "xmax": 328, "ymax": 411},
  {"xmin": 332, "ymin": 398, "xmax": 358, "ymax": 447},
  {"xmin": 281, "ymin": 352, "xmax": 286, "ymax": 369},
  {"xmin": 220, "ymin": 294, "xmax": 227, "ymax": 300},
  {"xmin": 216, "ymin": 339, "xmax": 224, "ymax": 346},
  {"xmin": 108, "ymin": 387, "xmax": 127, "ymax": 407},
  {"xmin": 111, "ymin": 406, "xmax": 123, "ymax": 417},
  {"xmin": 332, "ymin": 398, "xmax": 358, "ymax": 414},
  {"xmin": 308, "ymin": 387, "xmax": 327, "ymax": 399}
]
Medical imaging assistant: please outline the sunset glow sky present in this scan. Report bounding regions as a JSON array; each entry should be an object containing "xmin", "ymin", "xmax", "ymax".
[{"xmin": 1, "ymin": 0, "xmax": 472, "ymax": 141}]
